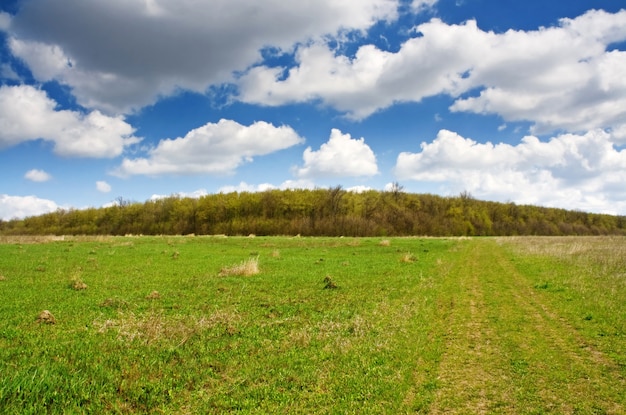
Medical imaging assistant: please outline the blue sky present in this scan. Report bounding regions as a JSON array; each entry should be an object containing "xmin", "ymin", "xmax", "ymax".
[{"xmin": 1, "ymin": 0, "xmax": 625, "ymax": 220}]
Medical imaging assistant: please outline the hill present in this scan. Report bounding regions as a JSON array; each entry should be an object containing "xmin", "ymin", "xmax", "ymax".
[{"xmin": 1, "ymin": 188, "xmax": 624, "ymax": 236}]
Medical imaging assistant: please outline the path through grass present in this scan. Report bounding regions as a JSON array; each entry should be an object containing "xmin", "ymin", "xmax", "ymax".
[{"xmin": 429, "ymin": 237, "xmax": 625, "ymax": 414}]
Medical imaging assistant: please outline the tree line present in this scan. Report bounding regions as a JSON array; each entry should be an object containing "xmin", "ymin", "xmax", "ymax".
[{"xmin": 1, "ymin": 188, "xmax": 625, "ymax": 237}]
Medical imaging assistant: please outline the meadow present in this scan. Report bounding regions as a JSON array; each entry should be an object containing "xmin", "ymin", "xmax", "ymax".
[{"xmin": 0, "ymin": 235, "xmax": 624, "ymax": 414}]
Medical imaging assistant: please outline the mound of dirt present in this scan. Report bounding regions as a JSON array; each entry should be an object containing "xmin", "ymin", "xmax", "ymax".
[{"xmin": 36, "ymin": 310, "xmax": 56, "ymax": 324}]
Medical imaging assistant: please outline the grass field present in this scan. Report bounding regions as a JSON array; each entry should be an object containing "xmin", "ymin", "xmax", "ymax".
[{"xmin": 0, "ymin": 235, "xmax": 624, "ymax": 414}]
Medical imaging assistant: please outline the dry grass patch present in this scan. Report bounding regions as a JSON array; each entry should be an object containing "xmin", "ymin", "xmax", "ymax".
[
  {"xmin": 71, "ymin": 279, "xmax": 88, "ymax": 290},
  {"xmin": 0, "ymin": 275, "xmax": 6, "ymax": 281},
  {"xmin": 219, "ymin": 256, "xmax": 260, "ymax": 277},
  {"xmin": 379, "ymin": 239, "xmax": 391, "ymax": 246},
  {"xmin": 94, "ymin": 309, "xmax": 241, "ymax": 345},
  {"xmin": 401, "ymin": 252, "xmax": 418, "ymax": 263},
  {"xmin": 145, "ymin": 290, "xmax": 161, "ymax": 300},
  {"xmin": 99, "ymin": 297, "xmax": 129, "ymax": 309}
]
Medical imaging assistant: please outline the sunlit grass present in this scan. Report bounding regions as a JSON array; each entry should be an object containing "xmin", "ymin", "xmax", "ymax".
[{"xmin": 0, "ymin": 236, "xmax": 624, "ymax": 413}]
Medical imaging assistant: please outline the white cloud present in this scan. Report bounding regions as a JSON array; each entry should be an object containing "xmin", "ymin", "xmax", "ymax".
[
  {"xmin": 347, "ymin": 185, "xmax": 374, "ymax": 193},
  {"xmin": 24, "ymin": 169, "xmax": 52, "ymax": 182},
  {"xmin": 0, "ymin": 11, "xmax": 11, "ymax": 31},
  {"xmin": 115, "ymin": 119, "xmax": 304, "ymax": 177},
  {"xmin": 0, "ymin": 194, "xmax": 59, "ymax": 220},
  {"xmin": 394, "ymin": 129, "xmax": 626, "ymax": 214},
  {"xmin": 238, "ymin": 9, "xmax": 626, "ymax": 135},
  {"xmin": 295, "ymin": 129, "xmax": 379, "ymax": 179},
  {"xmin": 218, "ymin": 182, "xmax": 276, "ymax": 194},
  {"xmin": 96, "ymin": 181, "xmax": 111, "ymax": 193},
  {"xmin": 0, "ymin": 85, "xmax": 141, "ymax": 157},
  {"xmin": 410, "ymin": 0, "xmax": 438, "ymax": 13},
  {"xmin": 150, "ymin": 189, "xmax": 209, "ymax": 200},
  {"xmin": 7, "ymin": 0, "xmax": 398, "ymax": 114}
]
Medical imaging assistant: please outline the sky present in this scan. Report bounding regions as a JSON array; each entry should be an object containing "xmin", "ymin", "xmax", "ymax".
[{"xmin": 1, "ymin": 0, "xmax": 626, "ymax": 221}]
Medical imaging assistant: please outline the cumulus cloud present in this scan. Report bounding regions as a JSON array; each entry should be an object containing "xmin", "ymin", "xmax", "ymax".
[
  {"xmin": 96, "ymin": 181, "xmax": 111, "ymax": 193},
  {"xmin": 0, "ymin": 85, "xmax": 141, "ymax": 157},
  {"xmin": 0, "ymin": 194, "xmax": 58, "ymax": 220},
  {"xmin": 295, "ymin": 129, "xmax": 379, "ymax": 179},
  {"xmin": 238, "ymin": 9, "xmax": 626, "ymax": 135},
  {"xmin": 7, "ymin": 0, "xmax": 398, "ymax": 113},
  {"xmin": 394, "ymin": 129, "xmax": 626, "ymax": 214},
  {"xmin": 115, "ymin": 119, "xmax": 304, "ymax": 177},
  {"xmin": 24, "ymin": 169, "xmax": 52, "ymax": 182}
]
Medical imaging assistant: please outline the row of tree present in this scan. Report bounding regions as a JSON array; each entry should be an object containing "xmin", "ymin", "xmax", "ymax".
[{"xmin": 1, "ymin": 188, "xmax": 625, "ymax": 237}]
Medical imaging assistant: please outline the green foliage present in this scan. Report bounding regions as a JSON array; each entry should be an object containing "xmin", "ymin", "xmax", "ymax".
[{"xmin": 1, "ymin": 189, "xmax": 625, "ymax": 236}]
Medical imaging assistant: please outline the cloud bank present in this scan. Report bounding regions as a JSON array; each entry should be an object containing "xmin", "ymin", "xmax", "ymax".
[
  {"xmin": 395, "ymin": 129, "xmax": 626, "ymax": 214},
  {"xmin": 238, "ymin": 9, "xmax": 626, "ymax": 138},
  {"xmin": 7, "ymin": 0, "xmax": 399, "ymax": 113}
]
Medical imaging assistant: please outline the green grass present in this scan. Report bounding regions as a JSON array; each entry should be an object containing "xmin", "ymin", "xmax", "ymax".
[{"xmin": 0, "ymin": 235, "xmax": 624, "ymax": 414}]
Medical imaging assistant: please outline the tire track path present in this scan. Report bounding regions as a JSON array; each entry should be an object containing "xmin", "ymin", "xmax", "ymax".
[{"xmin": 427, "ymin": 239, "xmax": 625, "ymax": 414}]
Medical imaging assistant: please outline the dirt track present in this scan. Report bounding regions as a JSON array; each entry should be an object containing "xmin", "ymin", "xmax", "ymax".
[{"xmin": 428, "ymin": 239, "xmax": 625, "ymax": 414}]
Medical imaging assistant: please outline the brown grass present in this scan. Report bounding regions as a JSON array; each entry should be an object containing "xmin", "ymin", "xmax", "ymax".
[
  {"xmin": 401, "ymin": 252, "xmax": 418, "ymax": 263},
  {"xmin": 145, "ymin": 290, "xmax": 161, "ymax": 300},
  {"xmin": 70, "ymin": 278, "xmax": 88, "ymax": 290},
  {"xmin": 219, "ymin": 256, "xmax": 260, "ymax": 277},
  {"xmin": 379, "ymin": 239, "xmax": 391, "ymax": 246},
  {"xmin": 99, "ymin": 297, "xmax": 129, "ymax": 309},
  {"xmin": 94, "ymin": 309, "xmax": 241, "ymax": 345}
]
